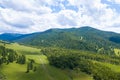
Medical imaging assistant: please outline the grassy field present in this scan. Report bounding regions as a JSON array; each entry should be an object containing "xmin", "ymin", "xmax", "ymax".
[
  {"xmin": 0, "ymin": 43, "xmax": 93, "ymax": 80},
  {"xmin": 114, "ymin": 48, "xmax": 120, "ymax": 56},
  {"xmin": 5, "ymin": 43, "xmax": 41, "ymax": 55},
  {"xmin": 1, "ymin": 56, "xmax": 70, "ymax": 80},
  {"xmin": 98, "ymin": 62, "xmax": 120, "ymax": 73},
  {"xmin": 93, "ymin": 60, "xmax": 120, "ymax": 73}
]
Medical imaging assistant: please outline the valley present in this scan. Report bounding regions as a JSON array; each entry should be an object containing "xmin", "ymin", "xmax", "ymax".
[
  {"xmin": 1, "ymin": 27, "xmax": 120, "ymax": 80},
  {"xmin": 0, "ymin": 42, "xmax": 93, "ymax": 80}
]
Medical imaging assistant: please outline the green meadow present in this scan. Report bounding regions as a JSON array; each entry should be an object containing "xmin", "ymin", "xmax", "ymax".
[
  {"xmin": 0, "ymin": 43, "xmax": 93, "ymax": 80},
  {"xmin": 97, "ymin": 61, "xmax": 120, "ymax": 73}
]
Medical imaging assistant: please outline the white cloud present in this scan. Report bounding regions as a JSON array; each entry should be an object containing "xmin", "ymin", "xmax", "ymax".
[
  {"xmin": 107, "ymin": 0, "xmax": 120, "ymax": 4},
  {"xmin": 0, "ymin": 0, "xmax": 120, "ymax": 33},
  {"xmin": 0, "ymin": 8, "xmax": 34, "ymax": 28},
  {"xmin": 57, "ymin": 10, "xmax": 78, "ymax": 26},
  {"xmin": 66, "ymin": 0, "xmax": 120, "ymax": 32},
  {"xmin": 0, "ymin": 0, "xmax": 52, "ymax": 14}
]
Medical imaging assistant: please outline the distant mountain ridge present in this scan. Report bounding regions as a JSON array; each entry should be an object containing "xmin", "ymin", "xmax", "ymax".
[
  {"xmin": 0, "ymin": 33, "xmax": 23, "ymax": 41},
  {"xmin": 0, "ymin": 32, "xmax": 40, "ymax": 42},
  {"xmin": 0, "ymin": 26, "xmax": 120, "ymax": 54}
]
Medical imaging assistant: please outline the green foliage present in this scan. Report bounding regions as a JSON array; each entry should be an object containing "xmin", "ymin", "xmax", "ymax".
[
  {"xmin": 0, "ymin": 42, "xmax": 93, "ymax": 80},
  {"xmin": 26, "ymin": 59, "xmax": 35, "ymax": 73},
  {"xmin": 0, "ymin": 72, "xmax": 6, "ymax": 80},
  {"xmin": 109, "ymin": 36, "xmax": 120, "ymax": 43},
  {"xmin": 16, "ymin": 55, "xmax": 26, "ymax": 64},
  {"xmin": 42, "ymin": 48, "xmax": 120, "ymax": 65},
  {"xmin": 43, "ymin": 48, "xmax": 120, "ymax": 80},
  {"xmin": 0, "ymin": 45, "xmax": 26, "ymax": 65},
  {"xmin": 15, "ymin": 27, "xmax": 120, "ymax": 55},
  {"xmin": 1, "ymin": 56, "xmax": 77, "ymax": 80},
  {"xmin": 33, "ymin": 66, "xmax": 37, "ymax": 72}
]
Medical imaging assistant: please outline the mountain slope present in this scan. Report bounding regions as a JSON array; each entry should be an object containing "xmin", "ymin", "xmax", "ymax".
[
  {"xmin": 0, "ymin": 33, "xmax": 40, "ymax": 42},
  {"xmin": 14, "ymin": 26, "xmax": 120, "ymax": 54},
  {"xmin": 0, "ymin": 26, "xmax": 120, "ymax": 54},
  {"xmin": 0, "ymin": 33, "xmax": 23, "ymax": 41}
]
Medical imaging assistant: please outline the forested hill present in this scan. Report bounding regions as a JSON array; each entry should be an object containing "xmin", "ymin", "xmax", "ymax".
[
  {"xmin": 0, "ymin": 33, "xmax": 40, "ymax": 42},
  {"xmin": 0, "ymin": 33, "xmax": 23, "ymax": 41},
  {"xmin": 0, "ymin": 26, "xmax": 120, "ymax": 54}
]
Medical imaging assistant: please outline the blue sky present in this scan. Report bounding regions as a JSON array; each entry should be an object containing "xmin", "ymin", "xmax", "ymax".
[{"xmin": 0, "ymin": 0, "xmax": 120, "ymax": 33}]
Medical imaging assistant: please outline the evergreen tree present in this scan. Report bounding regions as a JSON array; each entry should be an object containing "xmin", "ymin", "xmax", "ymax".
[
  {"xmin": 29, "ymin": 61, "xmax": 33, "ymax": 70},
  {"xmin": 33, "ymin": 66, "xmax": 37, "ymax": 72},
  {"xmin": 26, "ymin": 63, "xmax": 30, "ymax": 73}
]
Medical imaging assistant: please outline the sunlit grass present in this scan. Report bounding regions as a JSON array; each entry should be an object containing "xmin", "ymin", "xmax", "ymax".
[
  {"xmin": 6, "ymin": 43, "xmax": 41, "ymax": 55},
  {"xmin": 114, "ymin": 48, "xmax": 120, "ymax": 56},
  {"xmin": 0, "ymin": 42, "xmax": 93, "ymax": 80}
]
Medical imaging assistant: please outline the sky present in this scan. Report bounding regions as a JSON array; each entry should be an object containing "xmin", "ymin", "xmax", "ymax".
[{"xmin": 0, "ymin": 0, "xmax": 120, "ymax": 33}]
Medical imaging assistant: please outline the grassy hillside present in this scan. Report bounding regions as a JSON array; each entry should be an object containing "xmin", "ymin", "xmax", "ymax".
[
  {"xmin": 98, "ymin": 61, "xmax": 120, "ymax": 72},
  {"xmin": 1, "ymin": 56, "xmax": 70, "ymax": 80},
  {"xmin": 2, "ymin": 41, "xmax": 120, "ymax": 80},
  {"xmin": 0, "ymin": 43, "xmax": 93, "ymax": 80},
  {"xmin": 114, "ymin": 48, "xmax": 120, "ymax": 56},
  {"xmin": 6, "ymin": 43, "xmax": 41, "ymax": 55}
]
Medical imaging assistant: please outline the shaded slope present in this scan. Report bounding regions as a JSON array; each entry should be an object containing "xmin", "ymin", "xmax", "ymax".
[{"xmin": 0, "ymin": 33, "xmax": 23, "ymax": 41}]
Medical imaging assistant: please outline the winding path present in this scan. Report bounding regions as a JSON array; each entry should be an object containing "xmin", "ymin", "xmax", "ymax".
[{"xmin": 38, "ymin": 55, "xmax": 54, "ymax": 80}]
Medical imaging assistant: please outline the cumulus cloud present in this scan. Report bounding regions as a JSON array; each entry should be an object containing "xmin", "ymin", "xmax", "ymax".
[
  {"xmin": 0, "ymin": 0, "xmax": 120, "ymax": 33},
  {"xmin": 107, "ymin": 0, "xmax": 120, "ymax": 4},
  {"xmin": 0, "ymin": 8, "xmax": 34, "ymax": 28},
  {"xmin": 0, "ymin": 0, "xmax": 52, "ymax": 14},
  {"xmin": 57, "ymin": 10, "xmax": 77, "ymax": 26}
]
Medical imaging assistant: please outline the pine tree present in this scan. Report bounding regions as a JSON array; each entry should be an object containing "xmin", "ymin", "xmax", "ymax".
[
  {"xmin": 33, "ymin": 66, "xmax": 37, "ymax": 72},
  {"xmin": 26, "ymin": 63, "xmax": 30, "ymax": 73},
  {"xmin": 29, "ymin": 61, "xmax": 33, "ymax": 70}
]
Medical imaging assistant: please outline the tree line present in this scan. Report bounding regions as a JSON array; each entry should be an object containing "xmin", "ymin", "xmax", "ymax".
[
  {"xmin": 41, "ymin": 48, "xmax": 120, "ymax": 80},
  {"xmin": 0, "ymin": 46, "xmax": 26, "ymax": 65}
]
